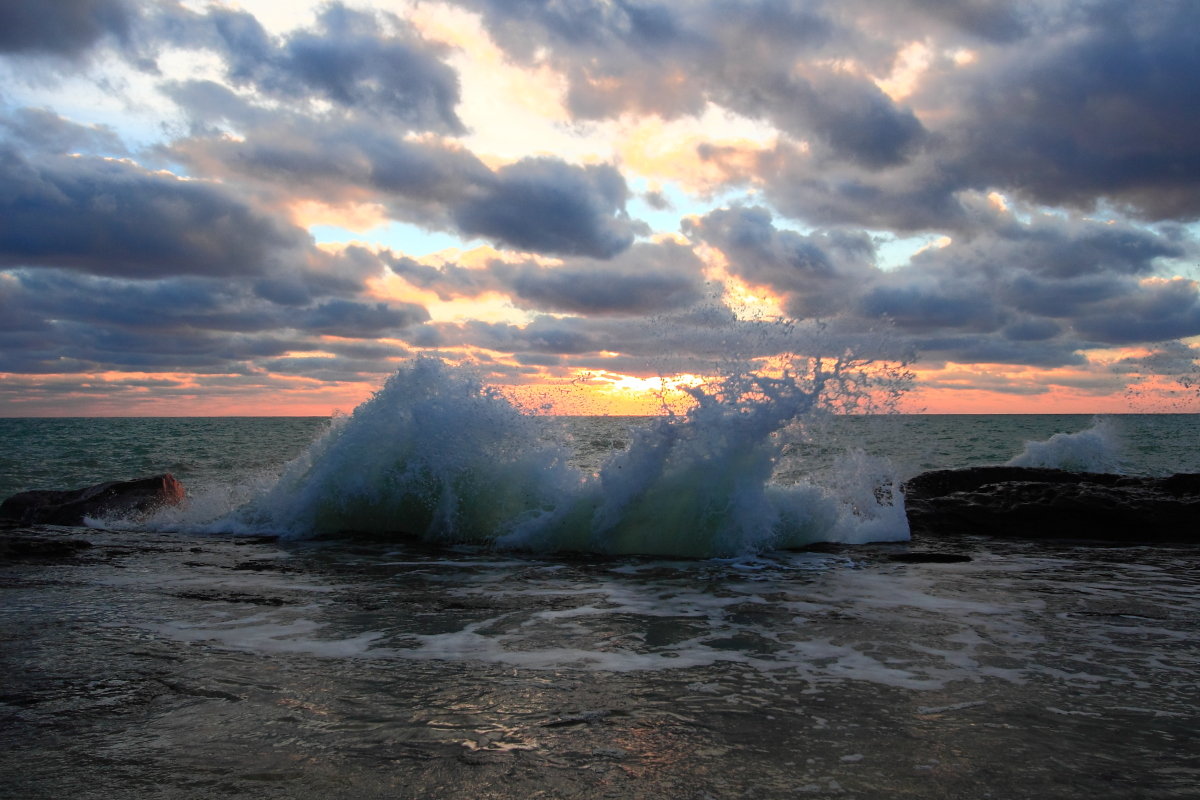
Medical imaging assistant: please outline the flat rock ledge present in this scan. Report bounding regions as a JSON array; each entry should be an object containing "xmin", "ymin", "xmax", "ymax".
[
  {"xmin": 903, "ymin": 466, "xmax": 1200, "ymax": 542},
  {"xmin": 0, "ymin": 474, "xmax": 185, "ymax": 527}
]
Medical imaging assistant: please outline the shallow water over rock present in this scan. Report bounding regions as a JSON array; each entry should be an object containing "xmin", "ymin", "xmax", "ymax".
[{"xmin": 2, "ymin": 527, "xmax": 1197, "ymax": 798}]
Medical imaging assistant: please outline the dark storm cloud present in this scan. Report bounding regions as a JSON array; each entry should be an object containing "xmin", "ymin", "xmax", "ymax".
[
  {"xmin": 1113, "ymin": 341, "xmax": 1200, "ymax": 379},
  {"xmin": 157, "ymin": 1, "xmax": 463, "ymax": 133},
  {"xmin": 0, "ymin": 145, "xmax": 305, "ymax": 278},
  {"xmin": 860, "ymin": 282, "xmax": 1004, "ymax": 334},
  {"xmin": 0, "ymin": 0, "xmax": 133, "ymax": 58},
  {"xmin": 999, "ymin": 272, "xmax": 1128, "ymax": 319},
  {"xmin": 1001, "ymin": 317, "xmax": 1062, "ymax": 342},
  {"xmin": 744, "ymin": 1, "xmax": 1200, "ymax": 227},
  {"xmin": 262, "ymin": 356, "xmax": 398, "ymax": 381},
  {"xmin": 160, "ymin": 88, "xmax": 488, "ymax": 215},
  {"xmin": 759, "ymin": 156, "xmax": 973, "ymax": 233},
  {"xmin": 724, "ymin": 71, "xmax": 926, "ymax": 169},
  {"xmin": 503, "ymin": 263, "xmax": 697, "ymax": 316}
]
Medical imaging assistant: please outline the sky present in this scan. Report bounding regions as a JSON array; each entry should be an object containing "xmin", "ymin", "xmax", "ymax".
[{"xmin": 1, "ymin": 0, "xmax": 1198, "ymax": 416}]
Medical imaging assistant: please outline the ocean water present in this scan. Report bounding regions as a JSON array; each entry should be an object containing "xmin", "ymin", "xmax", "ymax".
[
  {"xmin": 2, "ymin": 361, "xmax": 1198, "ymax": 798},
  {"xmin": 1, "ymin": 411, "xmax": 1196, "ymax": 503},
  {"xmin": 1, "ymin": 354, "xmax": 1197, "ymax": 556}
]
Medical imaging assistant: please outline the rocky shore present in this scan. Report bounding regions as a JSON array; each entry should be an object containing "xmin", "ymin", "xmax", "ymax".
[
  {"xmin": 902, "ymin": 466, "xmax": 1200, "ymax": 542},
  {"xmin": 2, "ymin": 466, "xmax": 1198, "ymax": 558}
]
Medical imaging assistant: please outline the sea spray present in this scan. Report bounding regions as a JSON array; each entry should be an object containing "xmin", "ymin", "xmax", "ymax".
[
  {"xmin": 161, "ymin": 328, "xmax": 914, "ymax": 556},
  {"xmin": 502, "ymin": 363, "xmax": 909, "ymax": 555},
  {"xmin": 224, "ymin": 358, "xmax": 576, "ymax": 541},
  {"xmin": 1005, "ymin": 416, "xmax": 1124, "ymax": 473}
]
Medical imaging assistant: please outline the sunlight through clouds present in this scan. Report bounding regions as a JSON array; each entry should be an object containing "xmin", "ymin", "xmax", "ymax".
[{"xmin": 1, "ymin": 0, "xmax": 1198, "ymax": 414}]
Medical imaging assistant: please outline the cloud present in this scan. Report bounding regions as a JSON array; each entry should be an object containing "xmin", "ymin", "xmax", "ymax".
[
  {"xmin": 1072, "ymin": 278, "xmax": 1200, "ymax": 344},
  {"xmin": 686, "ymin": 205, "xmax": 879, "ymax": 316},
  {"xmin": 925, "ymin": 1, "xmax": 1200, "ymax": 220},
  {"xmin": 2, "ymin": 0, "xmax": 1198, "ymax": 412},
  {"xmin": 163, "ymin": 98, "xmax": 645, "ymax": 259},
  {"xmin": 0, "ymin": 0, "xmax": 133, "ymax": 59},
  {"xmin": 0, "ymin": 260, "xmax": 428, "ymax": 377},
  {"xmin": 0, "ymin": 145, "xmax": 307, "ymax": 278},
  {"xmin": 0, "ymin": 107, "xmax": 127, "ymax": 156},
  {"xmin": 452, "ymin": 158, "xmax": 645, "ymax": 258},
  {"xmin": 466, "ymin": 0, "xmax": 927, "ymax": 168},
  {"xmin": 295, "ymin": 298, "xmax": 429, "ymax": 337},
  {"xmin": 157, "ymin": 1, "xmax": 464, "ymax": 132},
  {"xmin": 499, "ymin": 241, "xmax": 705, "ymax": 315}
]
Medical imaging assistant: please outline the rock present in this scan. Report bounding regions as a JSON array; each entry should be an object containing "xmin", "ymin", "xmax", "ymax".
[
  {"xmin": 903, "ymin": 467, "xmax": 1200, "ymax": 542},
  {"xmin": 0, "ymin": 474, "xmax": 186, "ymax": 527}
]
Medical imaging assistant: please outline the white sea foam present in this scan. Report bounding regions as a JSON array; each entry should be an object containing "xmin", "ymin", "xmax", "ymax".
[
  {"xmin": 1005, "ymin": 416, "xmax": 1124, "ymax": 472},
  {"xmin": 184, "ymin": 351, "xmax": 912, "ymax": 557}
]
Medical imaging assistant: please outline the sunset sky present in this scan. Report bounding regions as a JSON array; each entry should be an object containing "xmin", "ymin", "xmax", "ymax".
[{"xmin": 1, "ymin": 0, "xmax": 1198, "ymax": 415}]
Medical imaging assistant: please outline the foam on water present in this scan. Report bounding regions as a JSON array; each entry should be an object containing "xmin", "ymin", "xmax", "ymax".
[
  {"xmin": 1005, "ymin": 416, "xmax": 1124, "ymax": 472},
  {"xmin": 172, "ymin": 354, "xmax": 909, "ymax": 557}
]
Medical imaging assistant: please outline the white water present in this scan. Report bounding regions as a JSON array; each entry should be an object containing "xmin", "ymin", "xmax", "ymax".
[
  {"xmin": 1005, "ymin": 416, "xmax": 1124, "ymax": 473},
  {"xmin": 196, "ymin": 356, "xmax": 910, "ymax": 556}
]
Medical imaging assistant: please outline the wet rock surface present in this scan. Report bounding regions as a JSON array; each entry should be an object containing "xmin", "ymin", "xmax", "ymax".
[
  {"xmin": 0, "ymin": 474, "xmax": 186, "ymax": 526},
  {"xmin": 904, "ymin": 467, "xmax": 1200, "ymax": 542}
]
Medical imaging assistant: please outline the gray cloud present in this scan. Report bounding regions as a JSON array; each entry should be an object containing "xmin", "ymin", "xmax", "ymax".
[
  {"xmin": 925, "ymin": 1, "xmax": 1200, "ymax": 220},
  {"xmin": 686, "ymin": 205, "xmax": 879, "ymax": 316},
  {"xmin": 500, "ymin": 251, "xmax": 703, "ymax": 317},
  {"xmin": 162, "ymin": 99, "xmax": 643, "ymax": 259},
  {"xmin": 383, "ymin": 240, "xmax": 704, "ymax": 315},
  {"xmin": 453, "ymin": 158, "xmax": 644, "ymax": 258},
  {"xmin": 0, "ymin": 145, "xmax": 306, "ymax": 278},
  {"xmin": 462, "ymin": 0, "xmax": 927, "ymax": 169},
  {"xmin": 3, "ymin": 0, "xmax": 1199, "ymax": 404},
  {"xmin": 157, "ymin": 2, "xmax": 463, "ymax": 133},
  {"xmin": 691, "ymin": 200, "xmax": 1193, "ymax": 366},
  {"xmin": 1072, "ymin": 278, "xmax": 1200, "ymax": 344},
  {"xmin": 0, "ymin": 260, "xmax": 428, "ymax": 377},
  {"xmin": 458, "ymin": 0, "xmax": 1200, "ymax": 225},
  {"xmin": 0, "ymin": 107, "xmax": 127, "ymax": 156},
  {"xmin": 0, "ymin": 0, "xmax": 133, "ymax": 58},
  {"xmin": 295, "ymin": 298, "xmax": 429, "ymax": 337}
]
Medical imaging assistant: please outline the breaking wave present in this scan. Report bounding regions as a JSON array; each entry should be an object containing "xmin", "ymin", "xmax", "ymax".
[
  {"xmin": 1005, "ymin": 416, "xmax": 1124, "ymax": 473},
  {"xmin": 200, "ymin": 351, "xmax": 910, "ymax": 557}
]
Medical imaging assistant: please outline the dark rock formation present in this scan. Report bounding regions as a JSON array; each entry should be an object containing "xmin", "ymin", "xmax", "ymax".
[
  {"xmin": 903, "ymin": 466, "xmax": 1200, "ymax": 542},
  {"xmin": 0, "ymin": 474, "xmax": 186, "ymax": 526}
]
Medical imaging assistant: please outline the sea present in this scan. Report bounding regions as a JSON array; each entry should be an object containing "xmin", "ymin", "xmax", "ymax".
[{"xmin": 1, "ymin": 360, "xmax": 1198, "ymax": 798}]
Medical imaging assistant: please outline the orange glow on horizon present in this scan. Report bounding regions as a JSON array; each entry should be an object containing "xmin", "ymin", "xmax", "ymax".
[{"xmin": 4, "ymin": 356, "xmax": 1196, "ymax": 417}]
